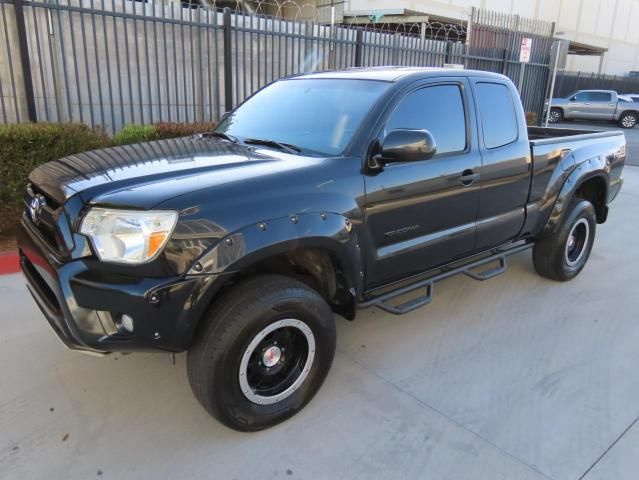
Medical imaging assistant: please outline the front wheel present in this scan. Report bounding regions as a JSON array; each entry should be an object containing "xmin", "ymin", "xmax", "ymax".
[
  {"xmin": 187, "ymin": 274, "xmax": 336, "ymax": 431},
  {"xmin": 533, "ymin": 199, "xmax": 596, "ymax": 281},
  {"xmin": 618, "ymin": 112, "xmax": 638, "ymax": 129}
]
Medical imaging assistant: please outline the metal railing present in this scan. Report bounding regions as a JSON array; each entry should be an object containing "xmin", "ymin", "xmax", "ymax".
[{"xmin": 0, "ymin": 0, "xmax": 554, "ymax": 133}]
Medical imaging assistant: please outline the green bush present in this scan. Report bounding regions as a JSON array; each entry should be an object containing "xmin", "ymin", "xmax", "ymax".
[
  {"xmin": 0, "ymin": 121, "xmax": 220, "ymax": 210},
  {"xmin": 112, "ymin": 123, "xmax": 159, "ymax": 144},
  {"xmin": 0, "ymin": 123, "xmax": 111, "ymax": 206},
  {"xmin": 154, "ymin": 121, "xmax": 217, "ymax": 138}
]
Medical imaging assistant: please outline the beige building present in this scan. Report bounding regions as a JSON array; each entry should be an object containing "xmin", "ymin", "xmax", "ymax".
[{"xmin": 339, "ymin": 0, "xmax": 639, "ymax": 75}]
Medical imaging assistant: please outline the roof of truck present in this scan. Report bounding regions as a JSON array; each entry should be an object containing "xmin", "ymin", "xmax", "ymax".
[{"xmin": 296, "ymin": 66, "xmax": 509, "ymax": 82}]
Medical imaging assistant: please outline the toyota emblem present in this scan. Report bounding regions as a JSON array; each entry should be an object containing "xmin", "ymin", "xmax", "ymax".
[{"xmin": 29, "ymin": 194, "xmax": 46, "ymax": 224}]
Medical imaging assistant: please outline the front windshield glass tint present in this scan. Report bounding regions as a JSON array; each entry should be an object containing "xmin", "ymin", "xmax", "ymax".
[{"xmin": 216, "ymin": 79, "xmax": 391, "ymax": 156}]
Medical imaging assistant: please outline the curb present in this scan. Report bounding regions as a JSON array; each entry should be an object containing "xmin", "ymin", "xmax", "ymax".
[{"xmin": 0, "ymin": 251, "xmax": 20, "ymax": 275}]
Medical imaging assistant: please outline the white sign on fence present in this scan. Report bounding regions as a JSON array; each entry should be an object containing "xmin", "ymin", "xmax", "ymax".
[{"xmin": 519, "ymin": 37, "xmax": 532, "ymax": 63}]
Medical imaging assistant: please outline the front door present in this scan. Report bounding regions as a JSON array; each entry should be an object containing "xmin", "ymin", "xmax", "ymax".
[
  {"xmin": 363, "ymin": 80, "xmax": 482, "ymax": 287},
  {"xmin": 566, "ymin": 91, "xmax": 589, "ymax": 119}
]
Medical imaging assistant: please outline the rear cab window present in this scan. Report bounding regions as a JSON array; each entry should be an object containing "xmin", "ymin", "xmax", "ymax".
[
  {"xmin": 475, "ymin": 82, "xmax": 518, "ymax": 149},
  {"xmin": 590, "ymin": 92, "xmax": 613, "ymax": 102}
]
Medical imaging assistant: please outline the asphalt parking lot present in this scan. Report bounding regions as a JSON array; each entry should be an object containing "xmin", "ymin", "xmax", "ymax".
[{"xmin": 2, "ymin": 171, "xmax": 639, "ymax": 480}]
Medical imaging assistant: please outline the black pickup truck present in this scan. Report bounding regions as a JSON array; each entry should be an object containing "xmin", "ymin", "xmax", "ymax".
[{"xmin": 18, "ymin": 68, "xmax": 626, "ymax": 431}]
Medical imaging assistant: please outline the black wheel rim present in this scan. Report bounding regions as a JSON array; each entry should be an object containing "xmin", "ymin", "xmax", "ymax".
[
  {"xmin": 239, "ymin": 319, "xmax": 315, "ymax": 405},
  {"xmin": 565, "ymin": 218, "xmax": 590, "ymax": 266}
]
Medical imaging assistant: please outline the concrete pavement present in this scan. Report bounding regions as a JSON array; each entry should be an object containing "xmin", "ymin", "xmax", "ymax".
[{"xmin": 1, "ymin": 168, "xmax": 639, "ymax": 480}]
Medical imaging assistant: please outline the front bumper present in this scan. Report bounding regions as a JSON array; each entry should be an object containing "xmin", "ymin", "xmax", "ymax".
[{"xmin": 18, "ymin": 217, "xmax": 218, "ymax": 354}]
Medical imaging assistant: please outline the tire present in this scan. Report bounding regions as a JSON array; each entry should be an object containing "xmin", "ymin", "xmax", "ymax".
[
  {"xmin": 533, "ymin": 199, "xmax": 596, "ymax": 281},
  {"xmin": 618, "ymin": 112, "xmax": 638, "ymax": 129},
  {"xmin": 548, "ymin": 108, "xmax": 563, "ymax": 123},
  {"xmin": 187, "ymin": 274, "xmax": 336, "ymax": 432}
]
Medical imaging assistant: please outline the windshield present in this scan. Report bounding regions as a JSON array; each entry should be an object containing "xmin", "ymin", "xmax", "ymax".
[{"xmin": 216, "ymin": 79, "xmax": 391, "ymax": 156}]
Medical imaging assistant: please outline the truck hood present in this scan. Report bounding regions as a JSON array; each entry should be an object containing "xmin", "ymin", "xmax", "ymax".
[{"xmin": 29, "ymin": 136, "xmax": 320, "ymax": 208}]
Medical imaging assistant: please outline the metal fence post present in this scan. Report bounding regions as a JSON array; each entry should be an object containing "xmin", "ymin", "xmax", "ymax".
[
  {"xmin": 223, "ymin": 7, "xmax": 233, "ymax": 113},
  {"xmin": 354, "ymin": 28, "xmax": 363, "ymax": 67},
  {"xmin": 500, "ymin": 48, "xmax": 508, "ymax": 74},
  {"xmin": 13, "ymin": 0, "xmax": 37, "ymax": 122},
  {"xmin": 445, "ymin": 42, "xmax": 452, "ymax": 65},
  {"xmin": 538, "ymin": 21, "xmax": 556, "ymax": 125},
  {"xmin": 303, "ymin": 21, "xmax": 312, "ymax": 73}
]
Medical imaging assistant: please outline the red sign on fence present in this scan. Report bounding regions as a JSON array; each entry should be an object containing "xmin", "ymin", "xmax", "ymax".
[{"xmin": 519, "ymin": 37, "xmax": 532, "ymax": 63}]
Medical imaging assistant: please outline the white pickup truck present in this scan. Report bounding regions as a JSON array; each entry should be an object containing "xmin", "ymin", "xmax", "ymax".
[{"xmin": 546, "ymin": 89, "xmax": 639, "ymax": 128}]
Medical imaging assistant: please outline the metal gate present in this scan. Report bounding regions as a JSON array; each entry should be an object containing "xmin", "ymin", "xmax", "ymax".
[{"xmin": 467, "ymin": 8, "xmax": 554, "ymax": 121}]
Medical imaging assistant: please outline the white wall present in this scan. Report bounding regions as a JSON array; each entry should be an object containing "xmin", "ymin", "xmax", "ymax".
[{"xmin": 344, "ymin": 0, "xmax": 639, "ymax": 75}]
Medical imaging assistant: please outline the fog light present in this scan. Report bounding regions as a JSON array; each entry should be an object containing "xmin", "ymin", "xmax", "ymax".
[{"xmin": 120, "ymin": 314, "xmax": 134, "ymax": 333}]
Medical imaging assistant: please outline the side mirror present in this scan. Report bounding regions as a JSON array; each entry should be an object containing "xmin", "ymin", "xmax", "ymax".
[
  {"xmin": 570, "ymin": 97, "xmax": 576, "ymax": 102},
  {"xmin": 373, "ymin": 129, "xmax": 437, "ymax": 167}
]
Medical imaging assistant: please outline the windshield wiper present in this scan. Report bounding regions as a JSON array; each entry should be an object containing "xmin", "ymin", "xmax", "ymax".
[
  {"xmin": 243, "ymin": 138, "xmax": 301, "ymax": 155},
  {"xmin": 200, "ymin": 131, "xmax": 238, "ymax": 143}
]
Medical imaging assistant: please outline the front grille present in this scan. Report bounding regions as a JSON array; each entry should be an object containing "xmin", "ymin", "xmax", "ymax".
[
  {"xmin": 24, "ymin": 184, "xmax": 68, "ymax": 256},
  {"xmin": 30, "ymin": 183, "xmax": 61, "ymax": 210}
]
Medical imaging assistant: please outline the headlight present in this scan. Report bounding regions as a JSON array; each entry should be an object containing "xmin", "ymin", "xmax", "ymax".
[{"xmin": 80, "ymin": 208, "xmax": 178, "ymax": 264}]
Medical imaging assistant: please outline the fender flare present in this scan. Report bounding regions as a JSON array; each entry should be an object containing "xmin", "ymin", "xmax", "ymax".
[
  {"xmin": 188, "ymin": 211, "xmax": 364, "ymax": 298},
  {"xmin": 541, "ymin": 155, "xmax": 609, "ymax": 236},
  {"xmin": 149, "ymin": 213, "xmax": 364, "ymax": 350}
]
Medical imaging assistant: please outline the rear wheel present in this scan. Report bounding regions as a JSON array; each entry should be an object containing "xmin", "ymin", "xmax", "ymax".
[
  {"xmin": 533, "ymin": 199, "xmax": 596, "ymax": 281},
  {"xmin": 618, "ymin": 112, "xmax": 637, "ymax": 129},
  {"xmin": 548, "ymin": 108, "xmax": 563, "ymax": 123},
  {"xmin": 187, "ymin": 274, "xmax": 336, "ymax": 431}
]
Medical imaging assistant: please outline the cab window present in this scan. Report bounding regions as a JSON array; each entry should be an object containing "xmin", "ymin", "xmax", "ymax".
[
  {"xmin": 385, "ymin": 84, "xmax": 467, "ymax": 155},
  {"xmin": 575, "ymin": 91, "xmax": 612, "ymax": 102}
]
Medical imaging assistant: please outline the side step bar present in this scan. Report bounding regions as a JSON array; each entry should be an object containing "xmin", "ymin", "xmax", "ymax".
[{"xmin": 358, "ymin": 242, "xmax": 533, "ymax": 315}]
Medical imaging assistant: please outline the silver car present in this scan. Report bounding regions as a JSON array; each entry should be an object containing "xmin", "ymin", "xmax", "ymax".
[{"xmin": 546, "ymin": 89, "xmax": 639, "ymax": 128}]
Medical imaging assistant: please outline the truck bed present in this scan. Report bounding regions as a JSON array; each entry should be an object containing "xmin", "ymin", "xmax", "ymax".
[
  {"xmin": 527, "ymin": 126, "xmax": 623, "ymax": 144},
  {"xmin": 526, "ymin": 126, "xmax": 626, "ymax": 211}
]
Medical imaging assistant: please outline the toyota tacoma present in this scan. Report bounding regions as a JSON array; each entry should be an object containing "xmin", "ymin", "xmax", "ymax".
[{"xmin": 18, "ymin": 68, "xmax": 626, "ymax": 431}]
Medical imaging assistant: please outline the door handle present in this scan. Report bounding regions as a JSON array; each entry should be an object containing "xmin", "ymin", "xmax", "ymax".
[{"xmin": 460, "ymin": 169, "xmax": 479, "ymax": 186}]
